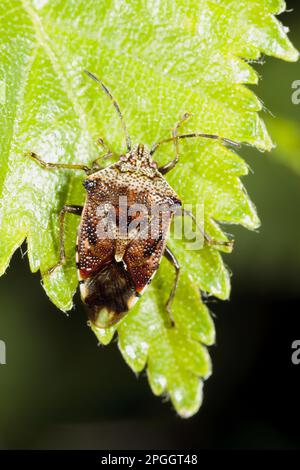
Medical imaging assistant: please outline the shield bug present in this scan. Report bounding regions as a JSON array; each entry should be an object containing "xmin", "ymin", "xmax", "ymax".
[{"xmin": 27, "ymin": 70, "xmax": 238, "ymax": 328}]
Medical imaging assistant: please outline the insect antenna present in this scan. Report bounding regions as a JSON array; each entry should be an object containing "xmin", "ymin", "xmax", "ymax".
[
  {"xmin": 150, "ymin": 132, "xmax": 241, "ymax": 155},
  {"xmin": 84, "ymin": 70, "xmax": 132, "ymax": 152}
]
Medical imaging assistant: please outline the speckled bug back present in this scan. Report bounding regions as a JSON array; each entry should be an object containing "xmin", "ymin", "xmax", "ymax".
[{"xmin": 76, "ymin": 144, "xmax": 181, "ymax": 327}]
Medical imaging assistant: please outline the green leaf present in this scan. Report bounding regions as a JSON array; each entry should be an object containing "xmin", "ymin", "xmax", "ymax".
[{"xmin": 0, "ymin": 0, "xmax": 298, "ymax": 417}]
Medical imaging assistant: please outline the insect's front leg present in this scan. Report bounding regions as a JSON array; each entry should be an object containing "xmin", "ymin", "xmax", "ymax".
[
  {"xmin": 25, "ymin": 152, "xmax": 91, "ymax": 173},
  {"xmin": 158, "ymin": 113, "xmax": 192, "ymax": 175},
  {"xmin": 96, "ymin": 137, "xmax": 113, "ymax": 156},
  {"xmin": 90, "ymin": 137, "xmax": 114, "ymax": 172},
  {"xmin": 164, "ymin": 246, "xmax": 180, "ymax": 327},
  {"xmin": 180, "ymin": 208, "xmax": 234, "ymax": 248},
  {"xmin": 47, "ymin": 205, "xmax": 83, "ymax": 275}
]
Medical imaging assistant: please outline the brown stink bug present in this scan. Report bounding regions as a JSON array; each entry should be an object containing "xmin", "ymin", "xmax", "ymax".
[{"xmin": 27, "ymin": 70, "xmax": 238, "ymax": 328}]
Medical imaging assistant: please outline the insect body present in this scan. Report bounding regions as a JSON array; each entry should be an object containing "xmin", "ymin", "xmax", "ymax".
[
  {"xmin": 77, "ymin": 143, "xmax": 181, "ymax": 327},
  {"xmin": 27, "ymin": 71, "xmax": 238, "ymax": 328}
]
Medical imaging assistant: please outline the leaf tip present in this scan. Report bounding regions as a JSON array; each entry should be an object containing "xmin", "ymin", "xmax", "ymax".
[
  {"xmin": 172, "ymin": 380, "xmax": 204, "ymax": 418},
  {"xmin": 90, "ymin": 322, "xmax": 116, "ymax": 345}
]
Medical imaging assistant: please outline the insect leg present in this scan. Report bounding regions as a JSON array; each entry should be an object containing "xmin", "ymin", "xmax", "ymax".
[
  {"xmin": 158, "ymin": 113, "xmax": 192, "ymax": 175},
  {"xmin": 88, "ymin": 137, "xmax": 114, "ymax": 172},
  {"xmin": 180, "ymin": 208, "xmax": 234, "ymax": 248},
  {"xmin": 96, "ymin": 137, "xmax": 113, "ymax": 155},
  {"xmin": 164, "ymin": 246, "xmax": 180, "ymax": 327},
  {"xmin": 47, "ymin": 205, "xmax": 83, "ymax": 274},
  {"xmin": 26, "ymin": 152, "xmax": 90, "ymax": 173}
]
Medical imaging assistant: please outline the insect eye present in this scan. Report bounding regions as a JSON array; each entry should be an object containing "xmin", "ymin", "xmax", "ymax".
[
  {"xmin": 83, "ymin": 180, "xmax": 96, "ymax": 192},
  {"xmin": 150, "ymin": 161, "xmax": 157, "ymax": 169}
]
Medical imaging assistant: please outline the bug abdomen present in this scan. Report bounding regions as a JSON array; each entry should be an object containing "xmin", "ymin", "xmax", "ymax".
[{"xmin": 80, "ymin": 261, "xmax": 135, "ymax": 327}]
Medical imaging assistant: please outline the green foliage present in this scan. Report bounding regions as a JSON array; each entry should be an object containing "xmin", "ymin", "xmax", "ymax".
[{"xmin": 0, "ymin": 0, "xmax": 297, "ymax": 417}]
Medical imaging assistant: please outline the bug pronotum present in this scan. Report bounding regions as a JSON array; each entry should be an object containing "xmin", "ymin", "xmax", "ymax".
[{"xmin": 27, "ymin": 70, "xmax": 238, "ymax": 328}]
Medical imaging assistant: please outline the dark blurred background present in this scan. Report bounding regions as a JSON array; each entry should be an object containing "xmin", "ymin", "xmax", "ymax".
[{"xmin": 1, "ymin": 1, "xmax": 300, "ymax": 450}]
